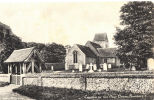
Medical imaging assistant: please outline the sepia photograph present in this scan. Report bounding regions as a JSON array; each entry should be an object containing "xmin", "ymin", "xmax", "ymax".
[{"xmin": 0, "ymin": 0, "xmax": 153, "ymax": 100}]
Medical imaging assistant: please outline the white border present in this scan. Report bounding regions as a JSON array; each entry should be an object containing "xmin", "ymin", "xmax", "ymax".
[{"xmin": 0, "ymin": 0, "xmax": 152, "ymax": 3}]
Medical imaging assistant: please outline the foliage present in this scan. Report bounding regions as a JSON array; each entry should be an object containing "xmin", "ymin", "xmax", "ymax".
[
  {"xmin": 23, "ymin": 42, "xmax": 66, "ymax": 63},
  {"xmin": 0, "ymin": 24, "xmax": 66, "ymax": 72},
  {"xmin": 114, "ymin": 1, "xmax": 154, "ymax": 69},
  {"xmin": 0, "ymin": 81, "xmax": 9, "ymax": 87},
  {"xmin": 13, "ymin": 85, "xmax": 92, "ymax": 100},
  {"xmin": 40, "ymin": 43, "xmax": 66, "ymax": 63},
  {"xmin": 0, "ymin": 27, "xmax": 24, "ymax": 73},
  {"xmin": 23, "ymin": 42, "xmax": 45, "ymax": 52},
  {"xmin": 13, "ymin": 85, "xmax": 154, "ymax": 100}
]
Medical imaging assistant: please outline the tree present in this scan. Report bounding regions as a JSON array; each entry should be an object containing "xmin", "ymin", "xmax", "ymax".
[
  {"xmin": 40, "ymin": 43, "xmax": 66, "ymax": 63},
  {"xmin": 23, "ymin": 42, "xmax": 45, "ymax": 52},
  {"xmin": 114, "ymin": 1, "xmax": 154, "ymax": 69},
  {"xmin": 0, "ymin": 26, "xmax": 24, "ymax": 73},
  {"xmin": 23, "ymin": 42, "xmax": 66, "ymax": 63},
  {"xmin": 0, "ymin": 22, "xmax": 66, "ymax": 73}
]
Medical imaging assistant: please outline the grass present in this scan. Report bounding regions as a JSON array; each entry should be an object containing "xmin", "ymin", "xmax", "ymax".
[
  {"xmin": 0, "ymin": 81, "xmax": 9, "ymax": 87},
  {"xmin": 13, "ymin": 85, "xmax": 154, "ymax": 100}
]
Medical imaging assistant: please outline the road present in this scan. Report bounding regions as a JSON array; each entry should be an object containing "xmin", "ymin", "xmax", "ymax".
[{"xmin": 0, "ymin": 84, "xmax": 34, "ymax": 100}]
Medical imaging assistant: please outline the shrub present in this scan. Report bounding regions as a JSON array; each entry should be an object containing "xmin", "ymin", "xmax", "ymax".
[
  {"xmin": 0, "ymin": 81, "xmax": 9, "ymax": 87},
  {"xmin": 13, "ymin": 85, "xmax": 154, "ymax": 100},
  {"xmin": 13, "ymin": 85, "xmax": 94, "ymax": 100}
]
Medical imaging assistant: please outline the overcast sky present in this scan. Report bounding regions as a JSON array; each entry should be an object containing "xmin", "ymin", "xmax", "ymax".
[{"xmin": 0, "ymin": 2, "xmax": 126, "ymax": 47}]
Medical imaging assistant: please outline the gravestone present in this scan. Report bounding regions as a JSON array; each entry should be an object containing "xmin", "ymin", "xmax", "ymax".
[
  {"xmin": 93, "ymin": 64, "xmax": 97, "ymax": 71},
  {"xmin": 86, "ymin": 64, "xmax": 89, "ymax": 70},
  {"xmin": 108, "ymin": 64, "xmax": 112, "ymax": 69},
  {"xmin": 88, "ymin": 63, "xmax": 94, "ymax": 72},
  {"xmin": 131, "ymin": 66, "xmax": 136, "ymax": 71},
  {"xmin": 79, "ymin": 64, "xmax": 83, "ymax": 72},
  {"xmin": 103, "ymin": 63, "xmax": 107, "ymax": 71},
  {"xmin": 51, "ymin": 66, "xmax": 54, "ymax": 71}
]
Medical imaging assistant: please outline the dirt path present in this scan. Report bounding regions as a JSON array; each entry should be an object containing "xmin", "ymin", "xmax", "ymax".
[{"xmin": 0, "ymin": 84, "xmax": 34, "ymax": 100}]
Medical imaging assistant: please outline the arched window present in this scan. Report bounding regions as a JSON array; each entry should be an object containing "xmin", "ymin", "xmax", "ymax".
[{"xmin": 73, "ymin": 51, "xmax": 78, "ymax": 63}]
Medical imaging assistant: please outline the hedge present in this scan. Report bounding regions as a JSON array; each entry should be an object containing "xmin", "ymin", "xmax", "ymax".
[
  {"xmin": 13, "ymin": 85, "xmax": 154, "ymax": 100},
  {"xmin": 0, "ymin": 81, "xmax": 9, "ymax": 87},
  {"xmin": 44, "ymin": 63, "xmax": 65, "ymax": 71}
]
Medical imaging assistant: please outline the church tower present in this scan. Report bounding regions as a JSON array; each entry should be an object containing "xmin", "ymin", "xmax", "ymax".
[{"xmin": 93, "ymin": 33, "xmax": 109, "ymax": 48}]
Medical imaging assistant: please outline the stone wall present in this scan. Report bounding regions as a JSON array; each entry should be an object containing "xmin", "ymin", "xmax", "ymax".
[
  {"xmin": 22, "ymin": 77, "xmax": 39, "ymax": 85},
  {"xmin": 20, "ymin": 72, "xmax": 154, "ymax": 93},
  {"xmin": 42, "ymin": 77, "xmax": 85, "ymax": 90},
  {"xmin": 86, "ymin": 78, "xmax": 154, "ymax": 93},
  {"xmin": 0, "ymin": 74, "xmax": 10, "ymax": 82}
]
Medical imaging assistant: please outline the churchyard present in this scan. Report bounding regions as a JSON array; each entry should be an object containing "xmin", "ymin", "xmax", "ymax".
[{"xmin": 0, "ymin": 1, "xmax": 153, "ymax": 100}]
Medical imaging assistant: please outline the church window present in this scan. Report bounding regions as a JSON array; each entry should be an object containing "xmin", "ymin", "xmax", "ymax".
[{"xmin": 104, "ymin": 58, "xmax": 107, "ymax": 63}]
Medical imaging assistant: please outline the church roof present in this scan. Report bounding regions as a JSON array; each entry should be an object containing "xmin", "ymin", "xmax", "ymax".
[
  {"xmin": 85, "ymin": 41, "xmax": 101, "ymax": 56},
  {"xmin": 97, "ymin": 48, "xmax": 117, "ymax": 57},
  {"xmin": 76, "ymin": 44, "xmax": 96, "ymax": 58},
  {"xmin": 4, "ymin": 47, "xmax": 43, "ymax": 63},
  {"xmin": 93, "ymin": 33, "xmax": 108, "ymax": 42},
  {"xmin": 88, "ymin": 41, "xmax": 101, "ymax": 49}
]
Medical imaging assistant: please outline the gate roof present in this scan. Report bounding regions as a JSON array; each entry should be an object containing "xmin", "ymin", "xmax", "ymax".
[{"xmin": 4, "ymin": 47, "xmax": 43, "ymax": 63}]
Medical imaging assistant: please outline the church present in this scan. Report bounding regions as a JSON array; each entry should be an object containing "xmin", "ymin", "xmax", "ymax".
[{"xmin": 65, "ymin": 33, "xmax": 121, "ymax": 70}]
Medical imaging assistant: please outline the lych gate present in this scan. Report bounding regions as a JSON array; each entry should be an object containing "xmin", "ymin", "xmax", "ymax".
[{"xmin": 4, "ymin": 47, "xmax": 44, "ymax": 85}]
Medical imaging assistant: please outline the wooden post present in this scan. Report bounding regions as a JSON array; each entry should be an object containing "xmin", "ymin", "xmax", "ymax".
[
  {"xmin": 32, "ymin": 59, "xmax": 35, "ymax": 73},
  {"xmin": 39, "ymin": 63, "xmax": 42, "ymax": 73},
  {"xmin": 15, "ymin": 65, "xmax": 17, "ymax": 75},
  {"xmin": 20, "ymin": 63, "xmax": 22, "ymax": 75},
  {"xmin": 10, "ymin": 64, "xmax": 12, "ymax": 74},
  {"xmin": 115, "ymin": 57, "xmax": 117, "ymax": 66},
  {"xmin": 11, "ymin": 64, "xmax": 13, "ymax": 74},
  {"xmin": 8, "ymin": 64, "xmax": 10, "ymax": 74},
  {"xmin": 23, "ymin": 63, "xmax": 25, "ymax": 74}
]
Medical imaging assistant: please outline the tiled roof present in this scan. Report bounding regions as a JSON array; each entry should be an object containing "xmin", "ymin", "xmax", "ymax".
[
  {"xmin": 89, "ymin": 41, "xmax": 101, "ymax": 49},
  {"xmin": 97, "ymin": 48, "xmax": 117, "ymax": 57},
  {"xmin": 85, "ymin": 41, "xmax": 101, "ymax": 56},
  {"xmin": 93, "ymin": 33, "xmax": 108, "ymax": 42},
  {"xmin": 4, "ymin": 47, "xmax": 35, "ymax": 63},
  {"xmin": 76, "ymin": 44, "xmax": 96, "ymax": 58}
]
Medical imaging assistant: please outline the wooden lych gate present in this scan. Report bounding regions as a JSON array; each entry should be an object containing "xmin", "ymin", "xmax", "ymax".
[{"xmin": 4, "ymin": 47, "xmax": 44, "ymax": 85}]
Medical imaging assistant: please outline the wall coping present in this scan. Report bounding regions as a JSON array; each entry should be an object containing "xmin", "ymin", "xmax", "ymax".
[
  {"xmin": 0, "ymin": 74, "xmax": 11, "ymax": 77},
  {"xmin": 23, "ymin": 71, "xmax": 154, "ymax": 78}
]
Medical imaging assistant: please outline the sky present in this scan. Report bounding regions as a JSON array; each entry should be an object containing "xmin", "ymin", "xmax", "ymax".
[{"xmin": 0, "ymin": 1, "xmax": 126, "ymax": 47}]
